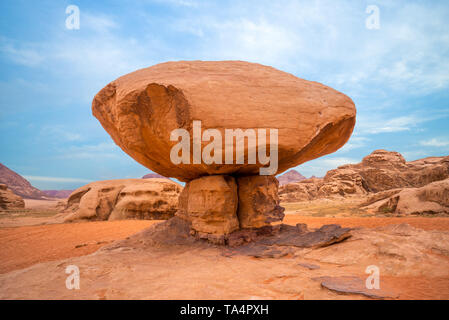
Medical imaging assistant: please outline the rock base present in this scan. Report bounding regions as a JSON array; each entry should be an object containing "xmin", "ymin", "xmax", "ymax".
[{"xmin": 176, "ymin": 175, "xmax": 285, "ymax": 244}]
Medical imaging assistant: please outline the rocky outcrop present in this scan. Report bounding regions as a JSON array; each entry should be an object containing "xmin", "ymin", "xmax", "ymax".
[
  {"xmin": 276, "ymin": 170, "xmax": 306, "ymax": 185},
  {"xmin": 361, "ymin": 178, "xmax": 449, "ymax": 215},
  {"xmin": 0, "ymin": 184, "xmax": 25, "ymax": 210},
  {"xmin": 92, "ymin": 60, "xmax": 355, "ymax": 181},
  {"xmin": 280, "ymin": 150, "xmax": 449, "ymax": 202},
  {"xmin": 0, "ymin": 163, "xmax": 47, "ymax": 199},
  {"xmin": 63, "ymin": 179, "xmax": 182, "ymax": 222}
]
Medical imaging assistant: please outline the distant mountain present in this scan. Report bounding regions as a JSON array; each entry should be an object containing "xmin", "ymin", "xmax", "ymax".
[
  {"xmin": 142, "ymin": 173, "xmax": 169, "ymax": 179},
  {"xmin": 0, "ymin": 163, "xmax": 47, "ymax": 199},
  {"xmin": 277, "ymin": 170, "xmax": 306, "ymax": 185},
  {"xmin": 42, "ymin": 190, "xmax": 73, "ymax": 199}
]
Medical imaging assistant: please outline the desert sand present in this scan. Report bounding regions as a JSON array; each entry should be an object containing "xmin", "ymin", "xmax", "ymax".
[{"xmin": 1, "ymin": 198, "xmax": 448, "ymax": 300}]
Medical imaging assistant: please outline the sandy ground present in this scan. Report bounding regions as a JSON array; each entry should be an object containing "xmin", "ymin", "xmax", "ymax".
[
  {"xmin": 1, "ymin": 216, "xmax": 449, "ymax": 275},
  {"xmin": 1, "ymin": 198, "xmax": 448, "ymax": 300},
  {"xmin": 0, "ymin": 218, "xmax": 448, "ymax": 300},
  {"xmin": 0, "ymin": 220, "xmax": 157, "ymax": 274},
  {"xmin": 283, "ymin": 215, "xmax": 449, "ymax": 231},
  {"xmin": 24, "ymin": 199, "xmax": 61, "ymax": 209}
]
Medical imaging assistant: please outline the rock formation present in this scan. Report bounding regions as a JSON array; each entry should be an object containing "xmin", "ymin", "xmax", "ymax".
[
  {"xmin": 62, "ymin": 179, "xmax": 182, "ymax": 222},
  {"xmin": 0, "ymin": 184, "xmax": 25, "ymax": 210},
  {"xmin": 361, "ymin": 178, "xmax": 449, "ymax": 215},
  {"xmin": 280, "ymin": 150, "xmax": 449, "ymax": 202},
  {"xmin": 276, "ymin": 169, "xmax": 306, "ymax": 185},
  {"xmin": 0, "ymin": 163, "xmax": 47, "ymax": 199},
  {"xmin": 92, "ymin": 61, "xmax": 356, "ymax": 242},
  {"xmin": 92, "ymin": 61, "xmax": 355, "ymax": 181}
]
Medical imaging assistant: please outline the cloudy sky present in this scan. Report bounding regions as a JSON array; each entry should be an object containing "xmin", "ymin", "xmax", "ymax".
[{"xmin": 1, "ymin": 0, "xmax": 448, "ymax": 189}]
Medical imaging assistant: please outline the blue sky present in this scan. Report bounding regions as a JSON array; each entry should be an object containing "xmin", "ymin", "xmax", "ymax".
[{"xmin": 1, "ymin": 0, "xmax": 448, "ymax": 190}]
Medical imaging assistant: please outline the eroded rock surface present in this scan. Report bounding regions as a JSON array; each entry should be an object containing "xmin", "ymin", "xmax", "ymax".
[
  {"xmin": 176, "ymin": 175, "xmax": 239, "ymax": 242},
  {"xmin": 237, "ymin": 175, "xmax": 284, "ymax": 229},
  {"xmin": 0, "ymin": 183, "xmax": 25, "ymax": 210},
  {"xmin": 361, "ymin": 178, "xmax": 449, "ymax": 215},
  {"xmin": 313, "ymin": 276, "xmax": 398, "ymax": 299},
  {"xmin": 92, "ymin": 60, "xmax": 355, "ymax": 181},
  {"xmin": 280, "ymin": 150, "xmax": 449, "ymax": 202},
  {"xmin": 62, "ymin": 179, "xmax": 182, "ymax": 222}
]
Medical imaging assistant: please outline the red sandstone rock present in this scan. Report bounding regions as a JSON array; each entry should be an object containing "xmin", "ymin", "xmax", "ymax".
[{"xmin": 92, "ymin": 61, "xmax": 356, "ymax": 182}]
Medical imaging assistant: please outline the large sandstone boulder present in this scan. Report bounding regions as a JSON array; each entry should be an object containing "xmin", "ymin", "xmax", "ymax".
[
  {"xmin": 92, "ymin": 61, "xmax": 356, "ymax": 182},
  {"xmin": 0, "ymin": 184, "xmax": 25, "ymax": 210},
  {"xmin": 280, "ymin": 150, "xmax": 449, "ymax": 202},
  {"xmin": 63, "ymin": 179, "xmax": 182, "ymax": 222},
  {"xmin": 361, "ymin": 178, "xmax": 449, "ymax": 215}
]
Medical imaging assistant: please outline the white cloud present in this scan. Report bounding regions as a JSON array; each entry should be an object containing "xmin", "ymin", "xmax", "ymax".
[
  {"xmin": 57, "ymin": 142, "xmax": 122, "ymax": 160},
  {"xmin": 0, "ymin": 38, "xmax": 44, "ymax": 67},
  {"xmin": 338, "ymin": 136, "xmax": 369, "ymax": 153},
  {"xmin": 419, "ymin": 138, "xmax": 449, "ymax": 148},
  {"xmin": 357, "ymin": 112, "xmax": 449, "ymax": 134},
  {"xmin": 23, "ymin": 175, "xmax": 92, "ymax": 183},
  {"xmin": 294, "ymin": 156, "xmax": 360, "ymax": 178},
  {"xmin": 40, "ymin": 125, "xmax": 83, "ymax": 142},
  {"xmin": 82, "ymin": 13, "xmax": 119, "ymax": 33}
]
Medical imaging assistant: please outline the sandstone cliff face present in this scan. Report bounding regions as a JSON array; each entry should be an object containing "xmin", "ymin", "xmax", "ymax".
[
  {"xmin": 62, "ymin": 179, "xmax": 182, "ymax": 222},
  {"xmin": 361, "ymin": 178, "xmax": 449, "ymax": 215},
  {"xmin": 0, "ymin": 184, "xmax": 25, "ymax": 210},
  {"xmin": 280, "ymin": 150, "xmax": 449, "ymax": 203},
  {"xmin": 92, "ymin": 60, "xmax": 355, "ymax": 182},
  {"xmin": 0, "ymin": 163, "xmax": 47, "ymax": 199}
]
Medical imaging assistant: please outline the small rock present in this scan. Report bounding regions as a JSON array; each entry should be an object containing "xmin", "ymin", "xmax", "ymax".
[{"xmin": 313, "ymin": 276, "xmax": 398, "ymax": 299}]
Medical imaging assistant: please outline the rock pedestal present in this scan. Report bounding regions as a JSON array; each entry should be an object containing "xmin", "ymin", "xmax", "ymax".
[{"xmin": 176, "ymin": 175, "xmax": 285, "ymax": 243}]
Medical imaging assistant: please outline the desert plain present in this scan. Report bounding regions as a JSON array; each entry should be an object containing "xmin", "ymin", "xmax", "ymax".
[{"xmin": 1, "ymin": 195, "xmax": 449, "ymax": 300}]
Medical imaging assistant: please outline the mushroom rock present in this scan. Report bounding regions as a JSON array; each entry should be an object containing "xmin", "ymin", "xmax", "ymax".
[{"xmin": 92, "ymin": 61, "xmax": 356, "ymax": 241}]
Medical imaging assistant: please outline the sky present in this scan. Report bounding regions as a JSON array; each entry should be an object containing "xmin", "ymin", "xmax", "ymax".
[{"xmin": 0, "ymin": 0, "xmax": 448, "ymax": 190}]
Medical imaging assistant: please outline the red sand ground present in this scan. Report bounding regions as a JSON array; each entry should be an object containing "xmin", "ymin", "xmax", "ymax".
[
  {"xmin": 1, "ymin": 217, "xmax": 449, "ymax": 299},
  {"xmin": 1, "ymin": 217, "xmax": 449, "ymax": 274}
]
